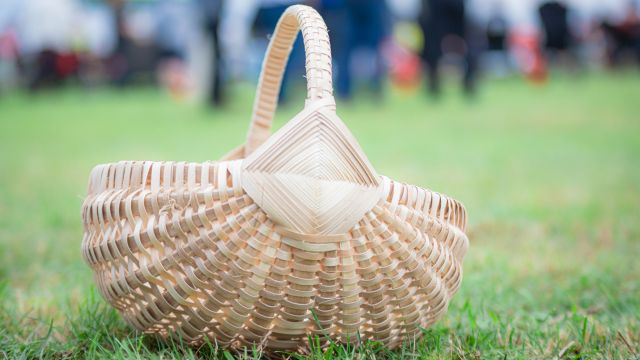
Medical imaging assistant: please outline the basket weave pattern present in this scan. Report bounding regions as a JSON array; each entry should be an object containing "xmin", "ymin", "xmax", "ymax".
[{"xmin": 81, "ymin": 5, "xmax": 469, "ymax": 352}]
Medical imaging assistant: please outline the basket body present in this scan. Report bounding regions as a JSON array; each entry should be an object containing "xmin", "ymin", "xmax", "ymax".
[{"xmin": 81, "ymin": 5, "xmax": 469, "ymax": 352}]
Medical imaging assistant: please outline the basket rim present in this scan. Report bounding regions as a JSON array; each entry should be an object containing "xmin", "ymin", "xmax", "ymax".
[{"xmin": 85, "ymin": 159, "xmax": 468, "ymax": 232}]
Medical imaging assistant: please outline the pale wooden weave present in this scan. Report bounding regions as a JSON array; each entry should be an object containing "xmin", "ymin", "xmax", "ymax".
[{"xmin": 81, "ymin": 5, "xmax": 469, "ymax": 352}]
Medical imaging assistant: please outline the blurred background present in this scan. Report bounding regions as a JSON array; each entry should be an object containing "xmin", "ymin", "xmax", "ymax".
[
  {"xmin": 0, "ymin": 0, "xmax": 639, "ymax": 357},
  {"xmin": 0, "ymin": 0, "xmax": 639, "ymax": 102}
]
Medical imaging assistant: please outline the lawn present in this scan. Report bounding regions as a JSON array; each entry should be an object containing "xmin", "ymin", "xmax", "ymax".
[{"xmin": 0, "ymin": 73, "xmax": 639, "ymax": 359}]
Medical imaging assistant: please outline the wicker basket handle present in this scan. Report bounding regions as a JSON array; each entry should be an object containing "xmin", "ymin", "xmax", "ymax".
[{"xmin": 243, "ymin": 5, "xmax": 334, "ymax": 157}]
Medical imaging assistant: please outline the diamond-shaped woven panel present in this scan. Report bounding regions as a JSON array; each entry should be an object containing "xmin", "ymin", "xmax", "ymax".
[{"xmin": 242, "ymin": 106, "xmax": 382, "ymax": 234}]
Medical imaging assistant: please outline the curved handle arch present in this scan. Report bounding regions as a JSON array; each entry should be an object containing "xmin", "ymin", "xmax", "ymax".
[{"xmin": 244, "ymin": 5, "xmax": 335, "ymax": 157}]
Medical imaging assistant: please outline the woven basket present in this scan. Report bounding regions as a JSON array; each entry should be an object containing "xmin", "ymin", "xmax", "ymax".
[{"xmin": 81, "ymin": 5, "xmax": 469, "ymax": 352}]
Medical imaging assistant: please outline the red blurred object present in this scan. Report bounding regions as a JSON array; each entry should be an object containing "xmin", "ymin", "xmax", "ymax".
[
  {"xmin": 158, "ymin": 59, "xmax": 190, "ymax": 100},
  {"xmin": 384, "ymin": 41, "xmax": 422, "ymax": 91},
  {"xmin": 55, "ymin": 53, "xmax": 80, "ymax": 77},
  {"xmin": 510, "ymin": 30, "xmax": 547, "ymax": 84},
  {"xmin": 0, "ymin": 30, "xmax": 18, "ymax": 59}
]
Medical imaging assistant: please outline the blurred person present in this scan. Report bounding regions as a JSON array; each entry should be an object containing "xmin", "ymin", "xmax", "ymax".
[
  {"xmin": 317, "ymin": 0, "xmax": 349, "ymax": 94},
  {"xmin": 484, "ymin": 4, "xmax": 513, "ymax": 76},
  {"xmin": 27, "ymin": 48, "xmax": 82, "ymax": 91},
  {"xmin": 384, "ymin": 22, "xmax": 424, "ymax": 92},
  {"xmin": 253, "ymin": 0, "xmax": 305, "ymax": 104},
  {"xmin": 510, "ymin": 29, "xmax": 547, "ymax": 83},
  {"xmin": 0, "ymin": 29, "xmax": 19, "ymax": 93},
  {"xmin": 538, "ymin": 1, "xmax": 579, "ymax": 66},
  {"xmin": 106, "ymin": 0, "xmax": 166, "ymax": 86},
  {"xmin": 217, "ymin": 1, "xmax": 258, "ymax": 79},
  {"xmin": 418, "ymin": 0, "xmax": 479, "ymax": 97},
  {"xmin": 72, "ymin": 5, "xmax": 118, "ymax": 88},
  {"xmin": 8, "ymin": 0, "xmax": 81, "ymax": 90},
  {"xmin": 601, "ymin": 1, "xmax": 640, "ymax": 67},
  {"xmin": 0, "ymin": 0, "xmax": 19, "ymax": 93},
  {"xmin": 197, "ymin": 0, "xmax": 226, "ymax": 106},
  {"xmin": 318, "ymin": 0, "xmax": 391, "ymax": 100},
  {"xmin": 107, "ymin": 0, "xmax": 129, "ymax": 84},
  {"xmin": 487, "ymin": 12, "xmax": 508, "ymax": 53}
]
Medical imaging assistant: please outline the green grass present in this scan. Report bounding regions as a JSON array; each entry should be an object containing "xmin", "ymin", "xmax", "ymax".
[{"xmin": 0, "ymin": 73, "xmax": 639, "ymax": 359}]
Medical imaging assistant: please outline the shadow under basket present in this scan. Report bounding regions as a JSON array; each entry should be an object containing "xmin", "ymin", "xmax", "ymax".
[{"xmin": 81, "ymin": 5, "xmax": 469, "ymax": 353}]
